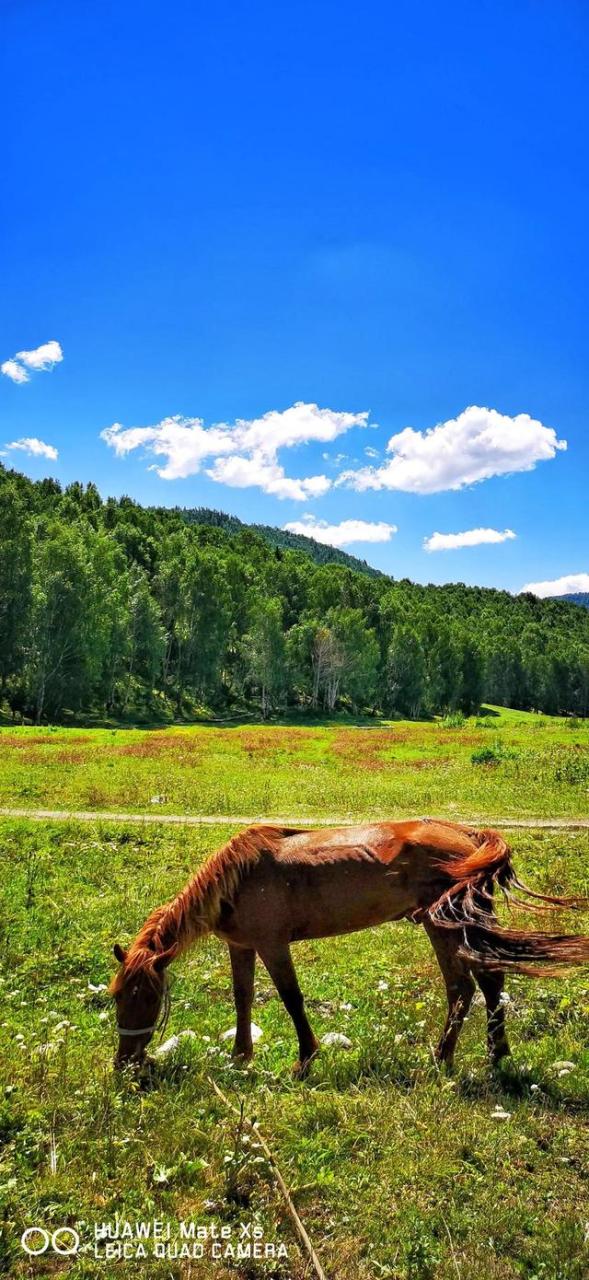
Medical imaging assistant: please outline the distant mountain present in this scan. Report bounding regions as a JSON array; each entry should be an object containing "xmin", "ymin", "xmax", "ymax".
[
  {"xmin": 178, "ymin": 506, "xmax": 384, "ymax": 577},
  {"xmin": 558, "ymin": 593, "xmax": 589, "ymax": 609}
]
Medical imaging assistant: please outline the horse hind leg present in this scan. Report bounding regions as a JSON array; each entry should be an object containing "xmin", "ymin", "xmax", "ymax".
[
  {"xmin": 422, "ymin": 919, "xmax": 475, "ymax": 1067},
  {"xmin": 258, "ymin": 943, "xmax": 320, "ymax": 1078},
  {"xmin": 228, "ymin": 945, "xmax": 256, "ymax": 1061},
  {"xmin": 473, "ymin": 969, "xmax": 511, "ymax": 1066},
  {"xmin": 468, "ymin": 885, "xmax": 511, "ymax": 1066}
]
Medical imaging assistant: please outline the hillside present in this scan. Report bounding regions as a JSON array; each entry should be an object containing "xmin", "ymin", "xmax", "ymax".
[
  {"xmin": 1, "ymin": 463, "xmax": 589, "ymax": 722},
  {"xmin": 177, "ymin": 506, "xmax": 383, "ymax": 576},
  {"xmin": 560, "ymin": 593, "xmax": 589, "ymax": 609}
]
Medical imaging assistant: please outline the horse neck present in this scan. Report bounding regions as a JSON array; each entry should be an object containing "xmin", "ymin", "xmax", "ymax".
[
  {"xmin": 135, "ymin": 827, "xmax": 275, "ymax": 959},
  {"xmin": 136, "ymin": 875, "xmax": 213, "ymax": 960}
]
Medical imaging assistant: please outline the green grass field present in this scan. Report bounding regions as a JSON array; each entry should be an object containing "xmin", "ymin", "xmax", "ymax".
[
  {"xmin": 1, "ymin": 716, "xmax": 589, "ymax": 1279},
  {"xmin": 1, "ymin": 707, "xmax": 588, "ymax": 821}
]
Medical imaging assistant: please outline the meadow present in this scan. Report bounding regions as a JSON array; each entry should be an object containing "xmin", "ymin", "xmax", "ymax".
[
  {"xmin": 1, "ymin": 712, "xmax": 589, "ymax": 1279},
  {"xmin": 1, "ymin": 707, "xmax": 589, "ymax": 822}
]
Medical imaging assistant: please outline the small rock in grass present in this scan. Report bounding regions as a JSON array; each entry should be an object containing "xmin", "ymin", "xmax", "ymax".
[
  {"xmin": 153, "ymin": 1029, "xmax": 197, "ymax": 1058},
  {"xmin": 553, "ymin": 1060, "xmax": 575, "ymax": 1071},
  {"xmin": 321, "ymin": 1032, "xmax": 352, "ymax": 1049},
  {"xmin": 220, "ymin": 1023, "xmax": 263, "ymax": 1044},
  {"xmin": 491, "ymin": 1107, "xmax": 511, "ymax": 1121},
  {"xmin": 88, "ymin": 982, "xmax": 107, "ymax": 994}
]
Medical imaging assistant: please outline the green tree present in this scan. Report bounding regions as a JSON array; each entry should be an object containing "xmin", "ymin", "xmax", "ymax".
[
  {"xmin": 27, "ymin": 522, "xmax": 99, "ymax": 722},
  {"xmin": 0, "ymin": 478, "xmax": 33, "ymax": 701},
  {"xmin": 457, "ymin": 636, "xmax": 484, "ymax": 715},
  {"xmin": 386, "ymin": 626, "xmax": 426, "ymax": 718},
  {"xmin": 242, "ymin": 598, "xmax": 286, "ymax": 717},
  {"xmin": 120, "ymin": 568, "xmax": 166, "ymax": 711},
  {"xmin": 311, "ymin": 609, "xmax": 379, "ymax": 712},
  {"xmin": 425, "ymin": 627, "xmax": 459, "ymax": 713},
  {"xmin": 175, "ymin": 550, "xmax": 230, "ymax": 709}
]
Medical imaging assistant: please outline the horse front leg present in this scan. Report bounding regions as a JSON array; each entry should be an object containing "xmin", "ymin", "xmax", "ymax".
[
  {"xmin": 228, "ymin": 945, "xmax": 256, "ymax": 1061},
  {"xmin": 423, "ymin": 919, "xmax": 475, "ymax": 1067},
  {"xmin": 258, "ymin": 944, "xmax": 320, "ymax": 1078}
]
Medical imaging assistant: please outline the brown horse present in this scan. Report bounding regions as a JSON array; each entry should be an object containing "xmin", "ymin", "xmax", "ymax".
[{"xmin": 110, "ymin": 818, "xmax": 589, "ymax": 1075}]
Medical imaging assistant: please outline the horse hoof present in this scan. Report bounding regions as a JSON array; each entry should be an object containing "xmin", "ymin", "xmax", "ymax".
[
  {"xmin": 292, "ymin": 1046, "xmax": 320, "ymax": 1079},
  {"xmin": 232, "ymin": 1048, "xmax": 254, "ymax": 1064},
  {"xmin": 491, "ymin": 1048, "xmax": 512, "ymax": 1072},
  {"xmin": 490, "ymin": 1042, "xmax": 512, "ymax": 1068},
  {"xmin": 292, "ymin": 1059, "xmax": 311, "ymax": 1079}
]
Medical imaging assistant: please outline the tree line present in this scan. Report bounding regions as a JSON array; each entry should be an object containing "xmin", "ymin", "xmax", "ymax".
[{"xmin": 1, "ymin": 464, "xmax": 588, "ymax": 723}]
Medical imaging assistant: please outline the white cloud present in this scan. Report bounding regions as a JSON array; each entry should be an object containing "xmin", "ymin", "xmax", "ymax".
[
  {"xmin": 101, "ymin": 402, "xmax": 370, "ymax": 500},
  {"xmin": 364, "ymin": 445, "xmax": 380, "ymax": 459},
  {"xmin": 1, "ymin": 340, "xmax": 63, "ymax": 384},
  {"xmin": 15, "ymin": 340, "xmax": 63, "ymax": 371},
  {"xmin": 208, "ymin": 455, "xmax": 330, "ymax": 501},
  {"xmin": 339, "ymin": 405, "xmax": 566, "ymax": 494},
  {"xmin": 424, "ymin": 527, "xmax": 517, "ymax": 552},
  {"xmin": 520, "ymin": 572, "xmax": 589, "ymax": 598},
  {"xmin": 6, "ymin": 437, "xmax": 59, "ymax": 460},
  {"xmin": 283, "ymin": 514, "xmax": 397, "ymax": 548},
  {"xmin": 1, "ymin": 359, "xmax": 30, "ymax": 384},
  {"xmin": 102, "ymin": 417, "xmax": 232, "ymax": 477}
]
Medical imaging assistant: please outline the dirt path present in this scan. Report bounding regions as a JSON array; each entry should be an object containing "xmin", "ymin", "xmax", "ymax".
[{"xmin": 0, "ymin": 806, "xmax": 588, "ymax": 831}]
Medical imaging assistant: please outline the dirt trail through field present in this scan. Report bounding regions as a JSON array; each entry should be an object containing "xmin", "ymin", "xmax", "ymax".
[{"xmin": 0, "ymin": 806, "xmax": 588, "ymax": 830}]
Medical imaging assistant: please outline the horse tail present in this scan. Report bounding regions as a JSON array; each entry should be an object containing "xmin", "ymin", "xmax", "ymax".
[{"xmin": 426, "ymin": 827, "xmax": 589, "ymax": 977}]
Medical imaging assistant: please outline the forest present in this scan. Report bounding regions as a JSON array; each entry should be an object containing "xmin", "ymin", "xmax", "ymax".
[{"xmin": 1, "ymin": 463, "xmax": 588, "ymax": 724}]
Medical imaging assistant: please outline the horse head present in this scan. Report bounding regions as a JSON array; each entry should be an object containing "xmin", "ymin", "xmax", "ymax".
[{"xmin": 110, "ymin": 942, "xmax": 173, "ymax": 1067}]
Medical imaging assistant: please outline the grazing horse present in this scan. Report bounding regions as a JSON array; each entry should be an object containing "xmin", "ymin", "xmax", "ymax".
[{"xmin": 110, "ymin": 819, "xmax": 589, "ymax": 1075}]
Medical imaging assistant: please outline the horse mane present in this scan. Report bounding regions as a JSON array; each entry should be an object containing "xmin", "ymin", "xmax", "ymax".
[{"xmin": 109, "ymin": 825, "xmax": 293, "ymax": 994}]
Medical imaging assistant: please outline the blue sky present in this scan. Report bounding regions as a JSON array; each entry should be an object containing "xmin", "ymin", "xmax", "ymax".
[{"xmin": 1, "ymin": 0, "xmax": 588, "ymax": 594}]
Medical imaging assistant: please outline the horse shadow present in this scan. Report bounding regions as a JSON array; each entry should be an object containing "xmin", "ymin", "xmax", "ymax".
[{"xmin": 124, "ymin": 1046, "xmax": 589, "ymax": 1116}]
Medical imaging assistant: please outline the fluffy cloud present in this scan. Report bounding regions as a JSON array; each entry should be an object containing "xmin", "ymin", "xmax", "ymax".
[
  {"xmin": 102, "ymin": 402, "xmax": 369, "ymax": 499},
  {"xmin": 424, "ymin": 527, "xmax": 517, "ymax": 552},
  {"xmin": 339, "ymin": 405, "xmax": 566, "ymax": 494},
  {"xmin": 15, "ymin": 340, "xmax": 63, "ymax": 371},
  {"xmin": 1, "ymin": 340, "xmax": 63, "ymax": 383},
  {"xmin": 208, "ymin": 455, "xmax": 331, "ymax": 501},
  {"xmin": 1, "ymin": 359, "xmax": 30, "ymax": 384},
  {"xmin": 283, "ymin": 514, "xmax": 397, "ymax": 548},
  {"xmin": 6, "ymin": 437, "xmax": 59, "ymax": 460},
  {"xmin": 521, "ymin": 572, "xmax": 589, "ymax": 598}
]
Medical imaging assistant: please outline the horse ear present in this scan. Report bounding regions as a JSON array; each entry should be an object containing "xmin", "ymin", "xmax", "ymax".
[
  {"xmin": 153, "ymin": 945, "xmax": 177, "ymax": 973},
  {"xmin": 113, "ymin": 943, "xmax": 127, "ymax": 964}
]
